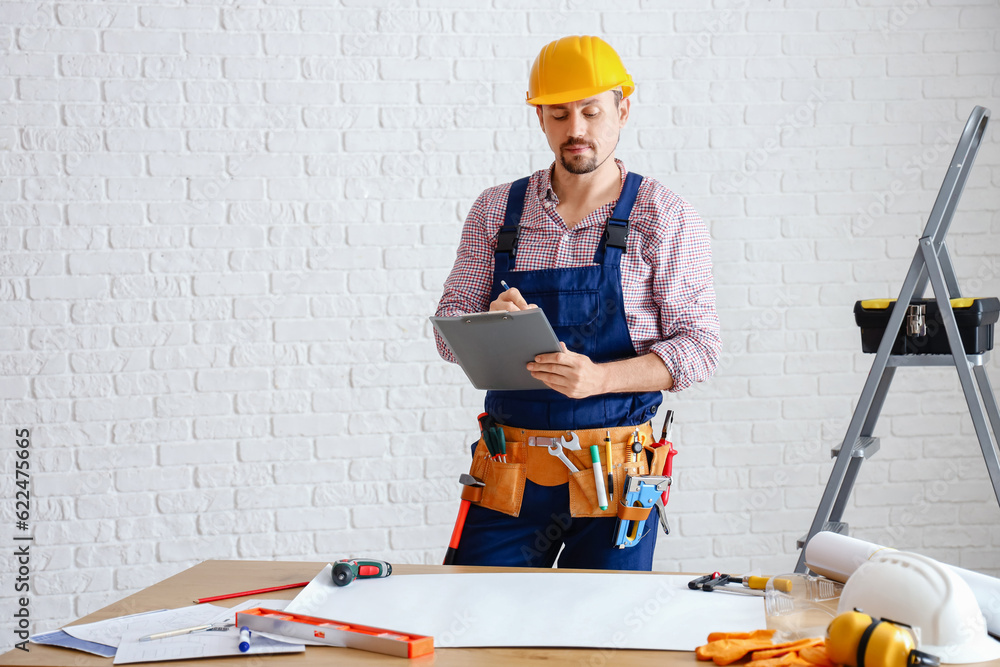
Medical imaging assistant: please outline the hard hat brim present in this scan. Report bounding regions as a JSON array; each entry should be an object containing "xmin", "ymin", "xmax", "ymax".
[{"xmin": 526, "ymin": 82, "xmax": 634, "ymax": 106}]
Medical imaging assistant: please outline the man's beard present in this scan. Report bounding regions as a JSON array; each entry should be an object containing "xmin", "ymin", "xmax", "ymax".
[
  {"xmin": 560, "ymin": 153, "xmax": 598, "ymax": 174},
  {"xmin": 559, "ymin": 142, "xmax": 598, "ymax": 174},
  {"xmin": 558, "ymin": 132, "xmax": 619, "ymax": 174}
]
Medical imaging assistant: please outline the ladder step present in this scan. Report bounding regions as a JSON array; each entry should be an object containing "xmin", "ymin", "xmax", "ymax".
[
  {"xmin": 831, "ymin": 436, "xmax": 880, "ymax": 459},
  {"xmin": 796, "ymin": 522, "xmax": 848, "ymax": 550},
  {"xmin": 888, "ymin": 353, "xmax": 987, "ymax": 368}
]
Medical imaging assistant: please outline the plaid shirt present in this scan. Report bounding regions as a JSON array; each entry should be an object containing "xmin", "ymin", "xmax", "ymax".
[{"xmin": 434, "ymin": 159, "xmax": 720, "ymax": 393}]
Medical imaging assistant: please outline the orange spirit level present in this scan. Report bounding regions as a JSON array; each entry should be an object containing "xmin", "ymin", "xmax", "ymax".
[{"xmin": 235, "ymin": 607, "xmax": 434, "ymax": 659}]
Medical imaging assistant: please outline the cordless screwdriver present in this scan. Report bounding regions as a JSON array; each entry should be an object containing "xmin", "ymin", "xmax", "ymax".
[{"xmin": 331, "ymin": 559, "xmax": 392, "ymax": 587}]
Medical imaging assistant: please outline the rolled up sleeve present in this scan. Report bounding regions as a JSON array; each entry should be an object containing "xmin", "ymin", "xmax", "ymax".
[
  {"xmin": 647, "ymin": 202, "xmax": 721, "ymax": 392},
  {"xmin": 433, "ymin": 187, "xmax": 505, "ymax": 363}
]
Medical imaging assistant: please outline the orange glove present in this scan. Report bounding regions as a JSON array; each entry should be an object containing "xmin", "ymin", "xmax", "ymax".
[
  {"xmin": 798, "ymin": 643, "xmax": 835, "ymax": 667},
  {"xmin": 745, "ymin": 654, "xmax": 812, "ymax": 667},
  {"xmin": 751, "ymin": 637, "xmax": 824, "ymax": 661},
  {"xmin": 697, "ymin": 631, "xmax": 831, "ymax": 667},
  {"xmin": 695, "ymin": 630, "xmax": 779, "ymax": 665},
  {"xmin": 705, "ymin": 629, "xmax": 776, "ymax": 643}
]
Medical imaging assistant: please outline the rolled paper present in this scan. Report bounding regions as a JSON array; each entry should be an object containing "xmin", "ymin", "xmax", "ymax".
[{"xmin": 804, "ymin": 531, "xmax": 1000, "ymax": 637}]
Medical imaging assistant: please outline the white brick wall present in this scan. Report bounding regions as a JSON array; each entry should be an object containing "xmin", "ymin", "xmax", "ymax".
[{"xmin": 1, "ymin": 0, "xmax": 1000, "ymax": 647}]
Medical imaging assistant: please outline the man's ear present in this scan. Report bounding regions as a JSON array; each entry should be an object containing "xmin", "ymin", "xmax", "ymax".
[
  {"xmin": 536, "ymin": 105, "xmax": 544, "ymax": 129},
  {"xmin": 618, "ymin": 97, "xmax": 630, "ymax": 127}
]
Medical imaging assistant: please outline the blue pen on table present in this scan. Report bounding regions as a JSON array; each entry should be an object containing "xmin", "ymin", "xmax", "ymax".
[{"xmin": 238, "ymin": 626, "xmax": 251, "ymax": 653}]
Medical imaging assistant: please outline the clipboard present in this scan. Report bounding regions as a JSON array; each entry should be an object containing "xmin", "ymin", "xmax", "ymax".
[{"xmin": 430, "ymin": 308, "xmax": 562, "ymax": 390}]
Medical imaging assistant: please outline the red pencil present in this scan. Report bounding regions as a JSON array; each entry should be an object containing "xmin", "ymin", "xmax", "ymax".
[{"xmin": 192, "ymin": 581, "xmax": 310, "ymax": 604}]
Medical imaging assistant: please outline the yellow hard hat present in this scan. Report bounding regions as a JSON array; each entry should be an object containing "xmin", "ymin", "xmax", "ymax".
[{"xmin": 526, "ymin": 35, "xmax": 635, "ymax": 106}]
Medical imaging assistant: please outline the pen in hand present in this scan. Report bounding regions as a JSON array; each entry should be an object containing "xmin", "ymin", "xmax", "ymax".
[{"xmin": 498, "ymin": 280, "xmax": 536, "ymax": 311}]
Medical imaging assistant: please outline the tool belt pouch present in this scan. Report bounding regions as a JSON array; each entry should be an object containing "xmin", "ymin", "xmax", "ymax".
[
  {"xmin": 567, "ymin": 468, "xmax": 609, "ymax": 518},
  {"xmin": 568, "ymin": 438, "xmax": 650, "ymax": 519},
  {"xmin": 468, "ymin": 439, "xmax": 526, "ymax": 517},
  {"xmin": 646, "ymin": 444, "xmax": 669, "ymax": 477}
]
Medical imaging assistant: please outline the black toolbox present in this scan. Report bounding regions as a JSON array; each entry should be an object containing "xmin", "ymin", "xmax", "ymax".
[{"xmin": 854, "ymin": 298, "xmax": 1000, "ymax": 355}]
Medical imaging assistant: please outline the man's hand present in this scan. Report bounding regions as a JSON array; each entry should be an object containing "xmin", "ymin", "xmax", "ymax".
[
  {"xmin": 527, "ymin": 343, "xmax": 607, "ymax": 399},
  {"xmin": 528, "ymin": 346, "xmax": 676, "ymax": 396},
  {"xmin": 489, "ymin": 287, "xmax": 537, "ymax": 312}
]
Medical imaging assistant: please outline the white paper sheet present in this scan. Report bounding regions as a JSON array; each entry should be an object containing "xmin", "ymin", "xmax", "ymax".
[
  {"xmin": 112, "ymin": 600, "xmax": 303, "ymax": 664},
  {"xmin": 203, "ymin": 598, "xmax": 292, "ymax": 623},
  {"xmin": 113, "ymin": 627, "xmax": 303, "ymax": 664},
  {"xmin": 62, "ymin": 606, "xmax": 220, "ymax": 648},
  {"xmin": 285, "ymin": 564, "xmax": 766, "ymax": 651}
]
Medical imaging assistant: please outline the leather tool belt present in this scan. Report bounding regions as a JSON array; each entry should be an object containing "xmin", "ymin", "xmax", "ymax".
[{"xmin": 467, "ymin": 422, "xmax": 670, "ymax": 518}]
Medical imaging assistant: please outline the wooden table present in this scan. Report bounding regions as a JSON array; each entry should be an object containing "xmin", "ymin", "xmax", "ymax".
[{"xmin": 1, "ymin": 561, "xmax": 698, "ymax": 666}]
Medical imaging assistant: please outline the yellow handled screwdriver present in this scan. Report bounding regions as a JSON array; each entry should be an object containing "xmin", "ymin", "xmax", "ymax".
[
  {"xmin": 738, "ymin": 575, "xmax": 791, "ymax": 591},
  {"xmin": 702, "ymin": 574, "xmax": 793, "ymax": 592}
]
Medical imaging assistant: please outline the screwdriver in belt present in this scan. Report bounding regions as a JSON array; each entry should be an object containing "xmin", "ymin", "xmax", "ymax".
[
  {"xmin": 485, "ymin": 426, "xmax": 506, "ymax": 462},
  {"xmin": 478, "ymin": 413, "xmax": 506, "ymax": 463}
]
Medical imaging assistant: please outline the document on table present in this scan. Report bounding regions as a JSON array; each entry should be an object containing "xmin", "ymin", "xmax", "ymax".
[
  {"xmin": 29, "ymin": 629, "xmax": 118, "ymax": 658},
  {"xmin": 113, "ymin": 599, "xmax": 302, "ymax": 664},
  {"xmin": 62, "ymin": 606, "xmax": 216, "ymax": 648},
  {"xmin": 285, "ymin": 564, "xmax": 767, "ymax": 651}
]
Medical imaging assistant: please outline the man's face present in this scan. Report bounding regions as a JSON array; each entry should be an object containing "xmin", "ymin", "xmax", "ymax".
[{"xmin": 536, "ymin": 90, "xmax": 629, "ymax": 175}]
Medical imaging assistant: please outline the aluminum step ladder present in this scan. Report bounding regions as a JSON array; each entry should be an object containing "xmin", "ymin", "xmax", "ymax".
[{"xmin": 795, "ymin": 105, "xmax": 1000, "ymax": 573}]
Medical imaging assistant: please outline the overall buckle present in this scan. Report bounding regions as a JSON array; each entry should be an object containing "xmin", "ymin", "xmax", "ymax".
[
  {"xmin": 496, "ymin": 228, "xmax": 519, "ymax": 257},
  {"xmin": 605, "ymin": 220, "xmax": 628, "ymax": 250}
]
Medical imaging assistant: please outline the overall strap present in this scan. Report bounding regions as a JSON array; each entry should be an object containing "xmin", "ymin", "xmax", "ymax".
[
  {"xmin": 494, "ymin": 177, "xmax": 531, "ymax": 273},
  {"xmin": 594, "ymin": 171, "xmax": 643, "ymax": 266}
]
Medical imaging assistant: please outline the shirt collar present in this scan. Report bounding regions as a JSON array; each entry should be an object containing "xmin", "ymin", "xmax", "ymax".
[
  {"xmin": 530, "ymin": 158, "xmax": 629, "ymax": 229},
  {"xmin": 539, "ymin": 158, "xmax": 628, "ymax": 204}
]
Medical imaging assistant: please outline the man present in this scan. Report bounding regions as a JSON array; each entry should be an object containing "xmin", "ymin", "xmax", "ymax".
[{"xmin": 434, "ymin": 36, "xmax": 720, "ymax": 571}]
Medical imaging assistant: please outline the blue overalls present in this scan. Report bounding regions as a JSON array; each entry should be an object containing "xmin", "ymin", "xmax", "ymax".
[{"xmin": 453, "ymin": 172, "xmax": 664, "ymax": 570}]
